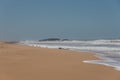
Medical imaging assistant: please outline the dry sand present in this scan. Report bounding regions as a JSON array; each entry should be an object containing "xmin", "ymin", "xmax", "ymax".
[{"xmin": 0, "ymin": 42, "xmax": 120, "ymax": 80}]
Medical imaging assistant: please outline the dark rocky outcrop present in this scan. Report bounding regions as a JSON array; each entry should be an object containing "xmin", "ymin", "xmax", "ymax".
[{"xmin": 39, "ymin": 38, "xmax": 69, "ymax": 41}]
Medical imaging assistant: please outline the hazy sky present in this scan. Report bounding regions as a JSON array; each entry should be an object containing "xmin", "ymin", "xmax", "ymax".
[{"xmin": 0, "ymin": 0, "xmax": 120, "ymax": 41}]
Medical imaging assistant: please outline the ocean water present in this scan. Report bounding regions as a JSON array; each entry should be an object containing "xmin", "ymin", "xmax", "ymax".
[{"xmin": 19, "ymin": 39, "xmax": 120, "ymax": 71}]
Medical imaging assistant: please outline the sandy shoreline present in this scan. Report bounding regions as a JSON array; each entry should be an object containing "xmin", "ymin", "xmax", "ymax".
[{"xmin": 0, "ymin": 42, "xmax": 120, "ymax": 80}]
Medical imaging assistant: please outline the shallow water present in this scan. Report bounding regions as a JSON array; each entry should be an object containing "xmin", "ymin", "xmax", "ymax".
[{"xmin": 20, "ymin": 39, "xmax": 120, "ymax": 71}]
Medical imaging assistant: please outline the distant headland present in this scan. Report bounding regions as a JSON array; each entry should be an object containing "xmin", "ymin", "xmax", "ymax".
[{"xmin": 39, "ymin": 38, "xmax": 69, "ymax": 41}]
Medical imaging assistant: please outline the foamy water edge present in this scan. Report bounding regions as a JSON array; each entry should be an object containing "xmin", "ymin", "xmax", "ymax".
[{"xmin": 19, "ymin": 40, "xmax": 120, "ymax": 71}]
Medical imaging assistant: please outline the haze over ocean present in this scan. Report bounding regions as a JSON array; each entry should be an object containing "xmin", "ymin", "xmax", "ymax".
[{"xmin": 0, "ymin": 0, "xmax": 120, "ymax": 41}]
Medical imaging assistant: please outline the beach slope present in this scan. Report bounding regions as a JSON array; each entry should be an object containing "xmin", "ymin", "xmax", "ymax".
[{"xmin": 0, "ymin": 42, "xmax": 120, "ymax": 80}]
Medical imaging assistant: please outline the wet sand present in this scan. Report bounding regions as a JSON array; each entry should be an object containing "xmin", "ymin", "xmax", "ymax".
[{"xmin": 0, "ymin": 42, "xmax": 120, "ymax": 80}]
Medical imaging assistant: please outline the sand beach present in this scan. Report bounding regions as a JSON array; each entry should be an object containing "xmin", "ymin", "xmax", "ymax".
[{"xmin": 0, "ymin": 42, "xmax": 120, "ymax": 80}]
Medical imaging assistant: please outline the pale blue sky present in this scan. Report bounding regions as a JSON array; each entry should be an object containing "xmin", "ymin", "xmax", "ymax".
[{"xmin": 0, "ymin": 0, "xmax": 120, "ymax": 41}]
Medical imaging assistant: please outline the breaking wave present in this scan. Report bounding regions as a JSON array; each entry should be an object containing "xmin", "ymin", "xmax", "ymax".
[{"xmin": 19, "ymin": 39, "xmax": 120, "ymax": 71}]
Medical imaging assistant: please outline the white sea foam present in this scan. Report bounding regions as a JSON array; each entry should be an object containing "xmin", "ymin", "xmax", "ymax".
[{"xmin": 19, "ymin": 39, "xmax": 120, "ymax": 71}]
